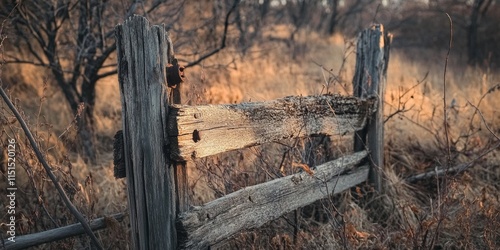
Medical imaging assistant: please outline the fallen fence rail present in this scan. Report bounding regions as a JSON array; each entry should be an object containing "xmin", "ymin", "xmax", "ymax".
[{"xmin": 1, "ymin": 214, "xmax": 124, "ymax": 250}]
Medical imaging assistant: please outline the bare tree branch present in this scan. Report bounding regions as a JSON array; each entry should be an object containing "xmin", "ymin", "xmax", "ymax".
[
  {"xmin": 97, "ymin": 70, "xmax": 117, "ymax": 80},
  {"xmin": 4, "ymin": 58, "xmax": 48, "ymax": 67},
  {"xmin": 185, "ymin": 0, "xmax": 239, "ymax": 68},
  {"xmin": 467, "ymin": 100, "xmax": 500, "ymax": 141},
  {"xmin": 406, "ymin": 141, "xmax": 500, "ymax": 183}
]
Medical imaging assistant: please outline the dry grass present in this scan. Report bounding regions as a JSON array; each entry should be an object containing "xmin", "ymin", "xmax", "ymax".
[
  {"xmin": 1, "ymin": 24, "xmax": 499, "ymax": 249},
  {"xmin": 185, "ymin": 28, "xmax": 500, "ymax": 249}
]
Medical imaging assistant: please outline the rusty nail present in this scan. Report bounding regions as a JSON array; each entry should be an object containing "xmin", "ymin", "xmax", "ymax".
[{"xmin": 167, "ymin": 63, "xmax": 185, "ymax": 87}]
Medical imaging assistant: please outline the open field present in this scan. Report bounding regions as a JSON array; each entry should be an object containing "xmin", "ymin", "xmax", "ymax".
[{"xmin": 1, "ymin": 2, "xmax": 500, "ymax": 249}]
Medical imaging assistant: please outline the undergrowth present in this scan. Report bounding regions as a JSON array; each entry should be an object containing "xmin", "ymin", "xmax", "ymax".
[{"xmin": 0, "ymin": 18, "xmax": 499, "ymax": 250}]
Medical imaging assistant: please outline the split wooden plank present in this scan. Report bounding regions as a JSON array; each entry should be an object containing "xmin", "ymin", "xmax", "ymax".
[
  {"xmin": 168, "ymin": 95, "xmax": 375, "ymax": 161},
  {"xmin": 177, "ymin": 151, "xmax": 369, "ymax": 249}
]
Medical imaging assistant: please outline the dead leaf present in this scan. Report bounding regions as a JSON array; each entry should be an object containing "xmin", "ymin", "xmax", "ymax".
[{"xmin": 292, "ymin": 163, "xmax": 314, "ymax": 175}]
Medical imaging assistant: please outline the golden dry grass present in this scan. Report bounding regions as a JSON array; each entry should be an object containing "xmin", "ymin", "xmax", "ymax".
[{"xmin": 1, "ymin": 25, "xmax": 499, "ymax": 249}]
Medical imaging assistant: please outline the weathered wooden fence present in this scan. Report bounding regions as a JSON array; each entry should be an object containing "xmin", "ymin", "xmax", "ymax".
[
  {"xmin": 113, "ymin": 15, "xmax": 391, "ymax": 250},
  {"xmin": 1, "ymin": 16, "xmax": 391, "ymax": 250}
]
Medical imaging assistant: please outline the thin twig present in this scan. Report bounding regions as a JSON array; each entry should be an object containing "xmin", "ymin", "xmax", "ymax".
[
  {"xmin": 443, "ymin": 13, "xmax": 453, "ymax": 171},
  {"xmin": 467, "ymin": 83, "xmax": 500, "ymax": 133},
  {"xmin": 0, "ymin": 84, "xmax": 103, "ymax": 249},
  {"xmin": 466, "ymin": 100, "xmax": 500, "ymax": 141},
  {"xmin": 311, "ymin": 60, "xmax": 350, "ymax": 94},
  {"xmin": 430, "ymin": 12, "xmax": 453, "ymax": 249},
  {"xmin": 384, "ymin": 72, "xmax": 427, "ymax": 123}
]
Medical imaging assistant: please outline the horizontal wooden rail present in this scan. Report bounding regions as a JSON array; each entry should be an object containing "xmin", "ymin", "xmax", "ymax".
[
  {"xmin": 176, "ymin": 151, "xmax": 369, "ymax": 249},
  {"xmin": 168, "ymin": 95, "xmax": 375, "ymax": 161},
  {"xmin": 2, "ymin": 214, "xmax": 124, "ymax": 250}
]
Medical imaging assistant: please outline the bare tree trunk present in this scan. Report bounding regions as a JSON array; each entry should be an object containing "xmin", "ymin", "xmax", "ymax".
[
  {"xmin": 77, "ymin": 104, "xmax": 97, "ymax": 164},
  {"xmin": 327, "ymin": 0, "xmax": 339, "ymax": 35},
  {"xmin": 467, "ymin": 0, "xmax": 493, "ymax": 65},
  {"xmin": 47, "ymin": 53, "xmax": 98, "ymax": 164},
  {"xmin": 55, "ymin": 83, "xmax": 97, "ymax": 164},
  {"xmin": 468, "ymin": 0, "xmax": 482, "ymax": 65},
  {"xmin": 79, "ymin": 59, "xmax": 99, "ymax": 163}
]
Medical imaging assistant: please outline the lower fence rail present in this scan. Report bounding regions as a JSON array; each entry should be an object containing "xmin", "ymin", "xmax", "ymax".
[{"xmin": 177, "ymin": 151, "xmax": 369, "ymax": 249}]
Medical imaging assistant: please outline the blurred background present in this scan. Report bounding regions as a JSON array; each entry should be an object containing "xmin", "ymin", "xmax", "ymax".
[{"xmin": 1, "ymin": 0, "xmax": 499, "ymax": 249}]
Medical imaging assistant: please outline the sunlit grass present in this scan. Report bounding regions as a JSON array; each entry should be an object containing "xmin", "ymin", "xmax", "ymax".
[{"xmin": 2, "ymin": 24, "xmax": 499, "ymax": 248}]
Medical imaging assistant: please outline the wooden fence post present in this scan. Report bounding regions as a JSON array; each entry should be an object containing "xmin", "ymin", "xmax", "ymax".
[
  {"xmin": 353, "ymin": 24, "xmax": 392, "ymax": 192},
  {"xmin": 115, "ymin": 16, "xmax": 177, "ymax": 249}
]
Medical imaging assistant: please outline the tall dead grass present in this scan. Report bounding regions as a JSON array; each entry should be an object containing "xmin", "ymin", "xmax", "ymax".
[
  {"xmin": 186, "ymin": 28, "xmax": 500, "ymax": 248},
  {"xmin": 1, "ymin": 23, "xmax": 499, "ymax": 249},
  {"xmin": 0, "ymin": 48, "xmax": 128, "ymax": 249}
]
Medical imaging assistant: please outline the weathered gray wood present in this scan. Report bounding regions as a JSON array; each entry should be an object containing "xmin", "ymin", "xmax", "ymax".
[
  {"xmin": 165, "ymin": 55, "xmax": 190, "ymax": 216},
  {"xmin": 352, "ymin": 24, "xmax": 391, "ymax": 192},
  {"xmin": 115, "ymin": 16, "xmax": 176, "ymax": 249},
  {"xmin": 168, "ymin": 95, "xmax": 375, "ymax": 161},
  {"xmin": 113, "ymin": 130, "xmax": 125, "ymax": 178},
  {"xmin": 169, "ymin": 72, "xmax": 190, "ymax": 215},
  {"xmin": 174, "ymin": 163, "xmax": 189, "ymax": 213},
  {"xmin": 177, "ymin": 151, "xmax": 369, "ymax": 249},
  {"xmin": 2, "ymin": 214, "xmax": 124, "ymax": 250}
]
